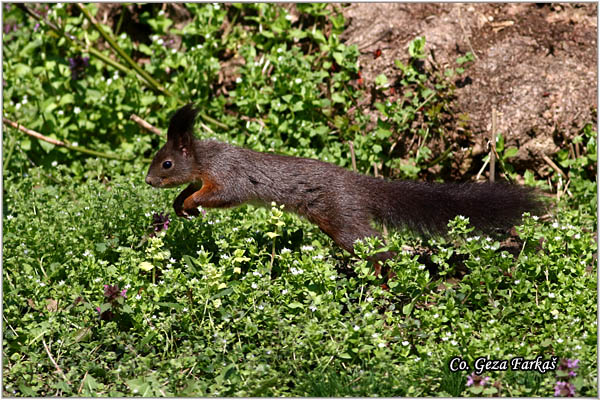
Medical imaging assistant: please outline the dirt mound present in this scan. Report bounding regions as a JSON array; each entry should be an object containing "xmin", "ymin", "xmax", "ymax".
[{"xmin": 341, "ymin": 3, "xmax": 597, "ymax": 176}]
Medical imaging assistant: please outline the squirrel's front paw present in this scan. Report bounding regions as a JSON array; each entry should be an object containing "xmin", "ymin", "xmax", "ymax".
[{"xmin": 174, "ymin": 204, "xmax": 199, "ymax": 218}]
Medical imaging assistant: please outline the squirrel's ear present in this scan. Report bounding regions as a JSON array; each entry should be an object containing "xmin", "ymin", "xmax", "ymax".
[{"xmin": 167, "ymin": 104, "xmax": 198, "ymax": 153}]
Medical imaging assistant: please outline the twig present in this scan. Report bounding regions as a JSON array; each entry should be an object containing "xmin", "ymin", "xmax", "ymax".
[
  {"xmin": 130, "ymin": 114, "xmax": 162, "ymax": 136},
  {"xmin": 42, "ymin": 338, "xmax": 71, "ymax": 385},
  {"xmin": 475, "ymin": 157, "xmax": 490, "ymax": 181},
  {"xmin": 78, "ymin": 371, "xmax": 88, "ymax": 395},
  {"xmin": 541, "ymin": 153, "xmax": 567, "ymax": 179},
  {"xmin": 348, "ymin": 141, "xmax": 357, "ymax": 172},
  {"xmin": 18, "ymin": 4, "xmax": 131, "ymax": 76},
  {"xmin": 426, "ymin": 144, "xmax": 455, "ymax": 168},
  {"xmin": 373, "ymin": 163, "xmax": 388, "ymax": 237},
  {"xmin": 457, "ymin": 6, "xmax": 478, "ymax": 60},
  {"xmin": 77, "ymin": 4, "xmax": 228, "ymax": 132},
  {"xmin": 490, "ymin": 108, "xmax": 497, "ymax": 183},
  {"xmin": 199, "ymin": 122, "xmax": 215, "ymax": 136},
  {"xmin": 3, "ymin": 117, "xmax": 137, "ymax": 161},
  {"xmin": 3, "ymin": 118, "xmax": 65, "ymax": 146},
  {"xmin": 76, "ymin": 3, "xmax": 178, "ymax": 103}
]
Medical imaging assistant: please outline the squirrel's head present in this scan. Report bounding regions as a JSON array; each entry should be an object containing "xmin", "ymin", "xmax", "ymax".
[{"xmin": 145, "ymin": 104, "xmax": 200, "ymax": 188}]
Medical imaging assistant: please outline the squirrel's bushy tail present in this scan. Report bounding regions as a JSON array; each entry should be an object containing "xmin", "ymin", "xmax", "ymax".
[{"xmin": 369, "ymin": 180, "xmax": 541, "ymax": 235}]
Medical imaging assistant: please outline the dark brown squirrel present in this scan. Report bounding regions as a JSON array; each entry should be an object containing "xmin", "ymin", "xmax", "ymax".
[{"xmin": 146, "ymin": 104, "xmax": 541, "ymax": 278}]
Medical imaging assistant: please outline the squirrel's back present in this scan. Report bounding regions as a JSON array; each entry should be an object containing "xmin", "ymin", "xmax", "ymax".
[{"xmin": 201, "ymin": 141, "xmax": 540, "ymax": 235}]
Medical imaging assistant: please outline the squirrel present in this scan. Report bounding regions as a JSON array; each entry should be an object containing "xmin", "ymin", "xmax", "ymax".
[{"xmin": 146, "ymin": 104, "xmax": 541, "ymax": 279}]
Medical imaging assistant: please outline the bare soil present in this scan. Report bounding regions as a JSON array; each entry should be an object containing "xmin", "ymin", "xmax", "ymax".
[{"xmin": 340, "ymin": 3, "xmax": 597, "ymax": 176}]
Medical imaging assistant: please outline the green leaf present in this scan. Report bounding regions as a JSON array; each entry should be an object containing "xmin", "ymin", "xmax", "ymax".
[
  {"xmin": 38, "ymin": 139, "xmax": 55, "ymax": 153},
  {"xmin": 139, "ymin": 261, "xmax": 154, "ymax": 271},
  {"xmin": 71, "ymin": 326, "xmax": 92, "ymax": 343},
  {"xmin": 288, "ymin": 302, "xmax": 304, "ymax": 309},
  {"xmin": 408, "ymin": 37, "xmax": 426, "ymax": 59},
  {"xmin": 331, "ymin": 92, "xmax": 345, "ymax": 103},
  {"xmin": 59, "ymin": 94, "xmax": 74, "ymax": 106},
  {"xmin": 503, "ymin": 147, "xmax": 518, "ymax": 159}
]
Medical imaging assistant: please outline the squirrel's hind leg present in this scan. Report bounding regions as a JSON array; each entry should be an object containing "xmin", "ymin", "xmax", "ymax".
[{"xmin": 311, "ymin": 214, "xmax": 396, "ymax": 281}]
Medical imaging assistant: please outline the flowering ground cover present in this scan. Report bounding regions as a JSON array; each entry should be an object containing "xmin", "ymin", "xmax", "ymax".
[{"xmin": 2, "ymin": 3, "xmax": 597, "ymax": 396}]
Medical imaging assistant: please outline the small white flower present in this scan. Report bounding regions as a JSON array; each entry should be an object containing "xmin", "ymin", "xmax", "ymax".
[
  {"xmin": 312, "ymin": 254, "xmax": 323, "ymax": 261},
  {"xmin": 574, "ymin": 233, "xmax": 581, "ymax": 239},
  {"xmin": 433, "ymin": 313, "xmax": 439, "ymax": 318},
  {"xmin": 514, "ymin": 280, "xmax": 520, "ymax": 284},
  {"xmin": 301, "ymin": 245, "xmax": 314, "ymax": 251},
  {"xmin": 295, "ymin": 78, "xmax": 302, "ymax": 84},
  {"xmin": 183, "ymin": 307, "xmax": 188, "ymax": 312},
  {"xmin": 557, "ymin": 338, "xmax": 564, "ymax": 343},
  {"xmin": 402, "ymin": 341, "xmax": 410, "ymax": 346},
  {"xmin": 6, "ymin": 215, "xmax": 14, "ymax": 220},
  {"xmin": 574, "ymin": 345, "xmax": 582, "ymax": 350},
  {"xmin": 366, "ymin": 297, "xmax": 374, "ymax": 302},
  {"xmin": 451, "ymin": 340, "xmax": 458, "ymax": 346},
  {"xmin": 252, "ymin": 271, "xmax": 262, "ymax": 277},
  {"xmin": 251, "ymin": 283, "xmax": 258, "ymax": 289},
  {"xmin": 372, "ymin": 333, "xmax": 379, "ymax": 338},
  {"xmin": 281, "ymin": 289, "xmax": 288, "ymax": 295},
  {"xmin": 548, "ymin": 293, "xmax": 556, "ymax": 298},
  {"xmin": 258, "ymin": 304, "xmax": 264, "ymax": 310},
  {"xmin": 107, "ymin": 78, "xmax": 112, "ymax": 85},
  {"xmin": 532, "ymin": 215, "xmax": 539, "ymax": 220},
  {"xmin": 57, "ymin": 110, "xmax": 64, "ymax": 116},
  {"xmin": 552, "ymin": 222, "xmax": 559, "ymax": 228},
  {"xmin": 235, "ymin": 77, "xmax": 242, "ymax": 83},
  {"xmin": 135, "ymin": 294, "xmax": 141, "ymax": 300},
  {"xmin": 353, "ymin": 325, "xmax": 360, "ymax": 331},
  {"xmin": 58, "ymin": 280, "xmax": 65, "ymax": 286},
  {"xmin": 378, "ymin": 342, "xmax": 386, "ymax": 348},
  {"xmin": 309, "ymin": 305, "xmax": 317, "ymax": 312},
  {"xmin": 157, "ymin": 38, "xmax": 164, "ymax": 45}
]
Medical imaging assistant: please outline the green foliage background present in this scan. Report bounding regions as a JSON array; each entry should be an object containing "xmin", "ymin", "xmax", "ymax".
[{"xmin": 2, "ymin": 3, "xmax": 597, "ymax": 397}]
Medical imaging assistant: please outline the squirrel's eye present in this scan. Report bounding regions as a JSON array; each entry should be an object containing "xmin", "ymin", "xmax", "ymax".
[{"xmin": 162, "ymin": 161, "xmax": 172, "ymax": 169}]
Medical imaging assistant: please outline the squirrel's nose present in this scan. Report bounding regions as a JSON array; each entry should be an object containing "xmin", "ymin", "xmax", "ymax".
[{"xmin": 145, "ymin": 175, "xmax": 153, "ymax": 186}]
